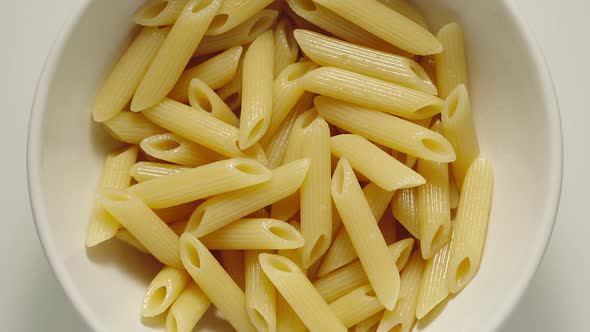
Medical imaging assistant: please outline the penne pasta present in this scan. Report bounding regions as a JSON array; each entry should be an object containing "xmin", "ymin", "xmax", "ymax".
[
  {"xmin": 142, "ymin": 98, "xmax": 267, "ymax": 162},
  {"xmin": 93, "ymin": 26, "xmax": 169, "ymax": 122},
  {"xmin": 103, "ymin": 111, "xmax": 166, "ymax": 144},
  {"xmin": 165, "ymin": 282, "xmax": 211, "ymax": 332},
  {"xmin": 127, "ymin": 158, "xmax": 271, "ymax": 208},
  {"xmin": 377, "ymin": 0, "xmax": 429, "ymax": 29},
  {"xmin": 259, "ymin": 254, "xmax": 347, "ymax": 332},
  {"xmin": 216, "ymin": 51, "xmax": 245, "ymax": 111},
  {"xmin": 99, "ymin": 190, "xmax": 181, "ymax": 268},
  {"xmin": 294, "ymin": 30, "xmax": 436, "ymax": 94},
  {"xmin": 329, "ymin": 285, "xmax": 384, "ymax": 328},
  {"xmin": 442, "ymin": 84, "xmax": 480, "ymax": 189},
  {"xmin": 303, "ymin": 67, "xmax": 443, "ymax": 120},
  {"xmin": 199, "ymin": 218, "xmax": 304, "ymax": 250},
  {"xmin": 331, "ymin": 158, "xmax": 400, "ymax": 310},
  {"xmin": 169, "ymin": 45, "xmax": 243, "ymax": 103},
  {"xmin": 276, "ymin": 293, "xmax": 306, "ymax": 332},
  {"xmin": 447, "ymin": 156, "xmax": 493, "ymax": 293},
  {"xmin": 391, "ymin": 187, "xmax": 421, "ymax": 239},
  {"xmin": 206, "ymin": 0, "xmax": 275, "ymax": 35},
  {"xmin": 240, "ymin": 30, "xmax": 274, "ymax": 149},
  {"xmin": 376, "ymin": 251, "xmax": 425, "ymax": 332},
  {"xmin": 132, "ymin": 0, "xmax": 222, "ymax": 111},
  {"xmin": 331, "ymin": 134, "xmax": 425, "ymax": 191},
  {"xmin": 416, "ymin": 243, "xmax": 451, "ymax": 319},
  {"xmin": 186, "ymin": 158, "xmax": 310, "ymax": 236},
  {"xmin": 299, "ymin": 116, "xmax": 332, "ymax": 268},
  {"xmin": 274, "ymin": 18, "xmax": 299, "ymax": 77},
  {"xmin": 315, "ymin": 97, "xmax": 455, "ymax": 162},
  {"xmin": 318, "ymin": 182, "xmax": 395, "ymax": 277},
  {"xmin": 142, "ymin": 267, "xmax": 190, "ymax": 317},
  {"xmin": 435, "ymin": 22, "xmax": 470, "ymax": 99},
  {"xmin": 86, "ymin": 146, "xmax": 138, "ymax": 247},
  {"xmin": 245, "ymin": 250, "xmax": 277, "ymax": 332},
  {"xmin": 313, "ymin": 0, "xmax": 441, "ymax": 55},
  {"xmin": 187, "ymin": 79, "xmax": 240, "ymax": 127},
  {"xmin": 314, "ymin": 238, "xmax": 414, "ymax": 303},
  {"xmin": 194, "ymin": 9, "xmax": 278, "ymax": 56},
  {"xmin": 220, "ymin": 250, "xmax": 246, "ymax": 290},
  {"xmin": 180, "ymin": 234, "xmax": 256, "ymax": 332},
  {"xmin": 140, "ymin": 133, "xmax": 224, "ymax": 167},
  {"xmin": 130, "ymin": 161, "xmax": 188, "ymax": 183},
  {"xmin": 135, "ymin": 0, "xmax": 190, "ymax": 26},
  {"xmin": 285, "ymin": 0, "xmax": 406, "ymax": 55}
]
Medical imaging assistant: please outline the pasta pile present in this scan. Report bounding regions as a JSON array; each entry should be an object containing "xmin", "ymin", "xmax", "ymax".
[{"xmin": 86, "ymin": 0, "xmax": 494, "ymax": 331}]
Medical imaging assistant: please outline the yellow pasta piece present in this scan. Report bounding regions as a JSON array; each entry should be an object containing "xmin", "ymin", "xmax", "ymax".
[
  {"xmin": 169, "ymin": 45, "xmax": 243, "ymax": 103},
  {"xmin": 315, "ymin": 97, "xmax": 455, "ymax": 162},
  {"xmin": 435, "ymin": 22, "xmax": 470, "ymax": 99},
  {"xmin": 274, "ymin": 18, "xmax": 299, "ymax": 77},
  {"xmin": 140, "ymin": 133, "xmax": 224, "ymax": 167},
  {"xmin": 447, "ymin": 156, "xmax": 493, "ymax": 293},
  {"xmin": 276, "ymin": 293, "xmax": 306, "ymax": 332},
  {"xmin": 294, "ymin": 29, "xmax": 436, "ymax": 94},
  {"xmin": 416, "ymin": 243, "xmax": 451, "ymax": 319},
  {"xmin": 391, "ymin": 187, "xmax": 420, "ymax": 239},
  {"xmin": 130, "ymin": 161, "xmax": 188, "ymax": 183},
  {"xmin": 102, "ymin": 111, "xmax": 166, "ymax": 144},
  {"xmin": 330, "ymin": 285, "xmax": 384, "ymax": 328},
  {"xmin": 245, "ymin": 250, "xmax": 277, "ymax": 332},
  {"xmin": 166, "ymin": 282, "xmax": 211, "ymax": 332},
  {"xmin": 142, "ymin": 267, "xmax": 190, "ymax": 317},
  {"xmin": 303, "ymin": 67, "xmax": 443, "ymax": 120},
  {"xmin": 132, "ymin": 0, "xmax": 222, "ymax": 111},
  {"xmin": 377, "ymin": 0, "xmax": 429, "ymax": 29},
  {"xmin": 240, "ymin": 30, "xmax": 274, "ymax": 149},
  {"xmin": 135, "ymin": 0, "xmax": 191, "ymax": 26},
  {"xmin": 93, "ymin": 26, "xmax": 169, "ymax": 122},
  {"xmin": 114, "ymin": 229, "xmax": 149, "ymax": 254},
  {"xmin": 354, "ymin": 312, "xmax": 382, "ymax": 332},
  {"xmin": 187, "ymin": 79, "xmax": 240, "ymax": 127},
  {"xmin": 216, "ymin": 51, "xmax": 245, "ymax": 111},
  {"xmin": 206, "ymin": 0, "xmax": 275, "ymax": 35}
]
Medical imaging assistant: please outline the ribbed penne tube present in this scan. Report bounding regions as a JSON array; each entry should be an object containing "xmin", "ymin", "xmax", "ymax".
[
  {"xmin": 200, "ymin": 218, "xmax": 304, "ymax": 250},
  {"xmin": 274, "ymin": 18, "xmax": 299, "ymax": 77},
  {"xmin": 318, "ymin": 182, "xmax": 395, "ymax": 277},
  {"xmin": 194, "ymin": 9, "xmax": 278, "ymax": 56},
  {"xmin": 263, "ymin": 93, "xmax": 314, "ymax": 169},
  {"xmin": 115, "ymin": 229, "xmax": 149, "ymax": 253},
  {"xmin": 331, "ymin": 135, "xmax": 425, "ymax": 191},
  {"xmin": 102, "ymin": 111, "xmax": 166, "ymax": 144},
  {"xmin": 330, "ymin": 285, "xmax": 384, "ymax": 328},
  {"xmin": 377, "ymin": 0, "xmax": 429, "ymax": 29},
  {"xmin": 127, "ymin": 158, "xmax": 271, "ymax": 208},
  {"xmin": 206, "ymin": 0, "xmax": 275, "ymax": 35},
  {"xmin": 245, "ymin": 250, "xmax": 277, "ymax": 332},
  {"xmin": 93, "ymin": 27, "xmax": 169, "ymax": 122},
  {"xmin": 391, "ymin": 188, "xmax": 420, "ymax": 238},
  {"xmin": 169, "ymin": 45, "xmax": 243, "ymax": 103},
  {"xmin": 220, "ymin": 250, "xmax": 246, "ymax": 290},
  {"xmin": 435, "ymin": 23, "xmax": 469, "ymax": 99},
  {"xmin": 417, "ymin": 135, "xmax": 452, "ymax": 259},
  {"xmin": 99, "ymin": 190, "xmax": 181, "ymax": 268},
  {"xmin": 165, "ymin": 282, "xmax": 211, "ymax": 332},
  {"xmin": 276, "ymin": 294, "xmax": 306, "ymax": 332},
  {"xmin": 313, "ymin": 0, "xmax": 441, "ymax": 55},
  {"xmin": 285, "ymin": 0, "xmax": 405, "ymax": 55},
  {"xmin": 331, "ymin": 158, "xmax": 400, "ymax": 310},
  {"xmin": 132, "ymin": 0, "xmax": 222, "ymax": 111},
  {"xmin": 142, "ymin": 98, "xmax": 267, "ymax": 162},
  {"xmin": 86, "ymin": 146, "xmax": 138, "ymax": 247},
  {"xmin": 314, "ymin": 238, "xmax": 414, "ymax": 303},
  {"xmin": 140, "ymin": 133, "xmax": 224, "ymax": 167},
  {"xmin": 277, "ymin": 220, "xmax": 306, "ymax": 272},
  {"xmin": 416, "ymin": 243, "xmax": 450, "ymax": 319},
  {"xmin": 447, "ymin": 156, "xmax": 493, "ymax": 293},
  {"xmin": 264, "ymin": 62, "xmax": 318, "ymax": 145},
  {"xmin": 294, "ymin": 30, "xmax": 436, "ymax": 94},
  {"xmin": 180, "ymin": 234, "xmax": 256, "ymax": 332},
  {"xmin": 355, "ymin": 312, "xmax": 382, "ymax": 332},
  {"xmin": 142, "ymin": 267, "xmax": 190, "ymax": 317},
  {"xmin": 300, "ymin": 116, "xmax": 332, "ymax": 267},
  {"xmin": 186, "ymin": 158, "xmax": 310, "ymax": 236},
  {"xmin": 376, "ymin": 251, "xmax": 425, "ymax": 332},
  {"xmin": 315, "ymin": 97, "xmax": 455, "ymax": 162},
  {"xmin": 240, "ymin": 30, "xmax": 274, "ymax": 149},
  {"xmin": 130, "ymin": 162, "xmax": 188, "ymax": 183},
  {"xmin": 134, "ymin": 0, "xmax": 190, "ymax": 26},
  {"xmin": 259, "ymin": 254, "xmax": 348, "ymax": 332},
  {"xmin": 442, "ymin": 84, "xmax": 480, "ymax": 189},
  {"xmin": 217, "ymin": 53, "xmax": 245, "ymax": 111},
  {"xmin": 187, "ymin": 79, "xmax": 240, "ymax": 127},
  {"xmin": 304, "ymin": 68, "xmax": 443, "ymax": 120}
]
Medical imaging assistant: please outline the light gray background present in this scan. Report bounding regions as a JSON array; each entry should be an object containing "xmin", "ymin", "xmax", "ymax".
[{"xmin": 1, "ymin": 0, "xmax": 584, "ymax": 330}]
